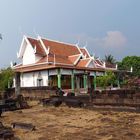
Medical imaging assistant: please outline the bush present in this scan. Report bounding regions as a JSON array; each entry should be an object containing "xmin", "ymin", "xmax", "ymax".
[
  {"xmin": 0, "ymin": 67, "xmax": 14, "ymax": 91},
  {"xmin": 96, "ymin": 71, "xmax": 117, "ymax": 89}
]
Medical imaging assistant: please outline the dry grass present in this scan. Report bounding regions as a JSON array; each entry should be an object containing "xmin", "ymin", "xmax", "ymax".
[{"xmin": 0, "ymin": 101, "xmax": 140, "ymax": 140}]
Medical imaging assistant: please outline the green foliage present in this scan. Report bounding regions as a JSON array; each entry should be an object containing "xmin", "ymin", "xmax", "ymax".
[
  {"xmin": 105, "ymin": 54, "xmax": 116, "ymax": 64},
  {"xmin": 118, "ymin": 56, "xmax": 140, "ymax": 76},
  {"xmin": 96, "ymin": 71, "xmax": 117, "ymax": 89},
  {"xmin": 0, "ymin": 67, "xmax": 14, "ymax": 91}
]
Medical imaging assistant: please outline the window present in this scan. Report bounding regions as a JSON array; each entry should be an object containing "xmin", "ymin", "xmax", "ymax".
[
  {"xmin": 37, "ymin": 72, "xmax": 43, "ymax": 87},
  {"xmin": 37, "ymin": 79, "xmax": 43, "ymax": 87}
]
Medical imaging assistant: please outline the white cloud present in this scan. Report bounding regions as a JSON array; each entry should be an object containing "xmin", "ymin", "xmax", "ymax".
[
  {"xmin": 73, "ymin": 31, "xmax": 127, "ymax": 49},
  {"xmin": 59, "ymin": 31, "xmax": 127, "ymax": 58},
  {"xmin": 96, "ymin": 31, "xmax": 127, "ymax": 48}
]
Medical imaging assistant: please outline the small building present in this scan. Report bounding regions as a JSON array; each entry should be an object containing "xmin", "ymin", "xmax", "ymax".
[{"xmin": 13, "ymin": 36, "xmax": 117, "ymax": 93}]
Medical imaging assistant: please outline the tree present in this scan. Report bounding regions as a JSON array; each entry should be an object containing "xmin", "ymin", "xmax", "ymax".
[
  {"xmin": 96, "ymin": 71, "xmax": 117, "ymax": 89},
  {"xmin": 118, "ymin": 56, "xmax": 140, "ymax": 77},
  {"xmin": 105, "ymin": 54, "xmax": 116, "ymax": 64},
  {"xmin": 0, "ymin": 67, "xmax": 14, "ymax": 91}
]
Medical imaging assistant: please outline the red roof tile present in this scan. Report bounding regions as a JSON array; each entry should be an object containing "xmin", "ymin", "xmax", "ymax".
[
  {"xmin": 37, "ymin": 54, "xmax": 73, "ymax": 65},
  {"xmin": 80, "ymin": 48, "xmax": 90, "ymax": 58},
  {"xmin": 42, "ymin": 39, "xmax": 80, "ymax": 57},
  {"xmin": 94, "ymin": 59, "xmax": 103, "ymax": 66},
  {"xmin": 27, "ymin": 38, "xmax": 46, "ymax": 56},
  {"xmin": 68, "ymin": 54, "xmax": 81, "ymax": 64},
  {"xmin": 77, "ymin": 59, "xmax": 90, "ymax": 67}
]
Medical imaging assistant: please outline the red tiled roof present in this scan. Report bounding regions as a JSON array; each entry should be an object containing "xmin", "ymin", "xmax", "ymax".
[
  {"xmin": 37, "ymin": 54, "xmax": 73, "ymax": 65},
  {"xmin": 27, "ymin": 37, "xmax": 81, "ymax": 65},
  {"xmin": 94, "ymin": 59, "xmax": 103, "ymax": 66},
  {"xmin": 77, "ymin": 59, "xmax": 91, "ymax": 67},
  {"xmin": 27, "ymin": 38, "xmax": 46, "ymax": 56},
  {"xmin": 68, "ymin": 54, "xmax": 81, "ymax": 64},
  {"xmin": 80, "ymin": 48, "xmax": 90, "ymax": 58},
  {"xmin": 42, "ymin": 39, "xmax": 80, "ymax": 57}
]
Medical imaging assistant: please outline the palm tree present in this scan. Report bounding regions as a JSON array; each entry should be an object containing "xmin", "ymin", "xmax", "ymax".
[{"xmin": 105, "ymin": 54, "xmax": 116, "ymax": 64}]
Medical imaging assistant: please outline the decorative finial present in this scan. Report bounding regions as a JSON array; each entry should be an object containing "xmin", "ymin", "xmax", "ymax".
[
  {"xmin": 17, "ymin": 52, "xmax": 20, "ymax": 58},
  {"xmin": 76, "ymin": 39, "xmax": 80, "ymax": 46},
  {"xmin": 33, "ymin": 28, "xmax": 39, "ymax": 37},
  {"xmin": 34, "ymin": 45, "xmax": 36, "ymax": 53},
  {"xmin": 83, "ymin": 41, "xmax": 88, "ymax": 48}
]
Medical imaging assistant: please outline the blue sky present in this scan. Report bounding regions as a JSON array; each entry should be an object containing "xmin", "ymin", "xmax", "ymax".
[{"xmin": 0, "ymin": 0, "xmax": 140, "ymax": 68}]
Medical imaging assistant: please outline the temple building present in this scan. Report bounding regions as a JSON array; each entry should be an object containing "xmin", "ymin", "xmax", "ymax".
[{"xmin": 12, "ymin": 35, "xmax": 117, "ymax": 92}]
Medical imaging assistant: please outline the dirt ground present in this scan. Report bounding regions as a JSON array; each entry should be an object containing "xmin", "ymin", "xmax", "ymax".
[{"xmin": 0, "ymin": 101, "xmax": 140, "ymax": 140}]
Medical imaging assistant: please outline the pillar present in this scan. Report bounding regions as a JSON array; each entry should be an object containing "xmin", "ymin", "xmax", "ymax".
[
  {"xmin": 15, "ymin": 72, "xmax": 20, "ymax": 95},
  {"xmin": 71, "ymin": 70, "xmax": 75, "ymax": 92},
  {"xmin": 117, "ymin": 73, "xmax": 120, "ymax": 88},
  {"xmin": 93, "ymin": 72, "xmax": 96, "ymax": 90},
  {"xmin": 83, "ymin": 74, "xmax": 87, "ymax": 89},
  {"xmin": 57, "ymin": 69, "xmax": 61, "ymax": 88},
  {"xmin": 117, "ymin": 79, "xmax": 120, "ymax": 88}
]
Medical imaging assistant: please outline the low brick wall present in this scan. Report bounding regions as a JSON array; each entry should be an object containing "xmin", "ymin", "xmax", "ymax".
[
  {"xmin": 5, "ymin": 87, "xmax": 58, "ymax": 100},
  {"xmin": 3, "ymin": 88, "xmax": 140, "ymax": 107},
  {"xmin": 91, "ymin": 89, "xmax": 140, "ymax": 107}
]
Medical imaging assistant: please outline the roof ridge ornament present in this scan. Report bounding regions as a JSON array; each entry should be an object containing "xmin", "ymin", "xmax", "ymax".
[
  {"xmin": 75, "ymin": 41, "xmax": 83, "ymax": 57},
  {"xmin": 46, "ymin": 46, "xmax": 50, "ymax": 55},
  {"xmin": 17, "ymin": 52, "xmax": 20, "ymax": 58},
  {"xmin": 75, "ymin": 39, "xmax": 80, "ymax": 46},
  {"xmin": 91, "ymin": 53, "xmax": 95, "ymax": 60},
  {"xmin": 83, "ymin": 41, "xmax": 88, "ymax": 48},
  {"xmin": 33, "ymin": 28, "xmax": 39, "ymax": 37},
  {"xmin": 33, "ymin": 45, "xmax": 36, "ymax": 53}
]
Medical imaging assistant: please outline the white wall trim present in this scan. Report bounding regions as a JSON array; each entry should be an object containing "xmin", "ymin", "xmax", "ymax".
[
  {"xmin": 69, "ymin": 54, "xmax": 81, "ymax": 57},
  {"xmin": 38, "ymin": 36, "xmax": 48, "ymax": 55},
  {"xmin": 18, "ymin": 35, "xmax": 27, "ymax": 58},
  {"xmin": 76, "ymin": 44, "xmax": 83, "ymax": 56}
]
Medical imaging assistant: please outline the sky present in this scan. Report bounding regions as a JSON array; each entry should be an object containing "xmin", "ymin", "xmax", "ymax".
[{"xmin": 0, "ymin": 0, "xmax": 140, "ymax": 68}]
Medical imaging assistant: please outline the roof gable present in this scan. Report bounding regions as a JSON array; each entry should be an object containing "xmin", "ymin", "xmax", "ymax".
[
  {"xmin": 27, "ymin": 37, "xmax": 46, "ymax": 56},
  {"xmin": 68, "ymin": 54, "xmax": 82, "ymax": 65},
  {"xmin": 80, "ymin": 48, "xmax": 90, "ymax": 58},
  {"xmin": 76, "ymin": 58, "xmax": 91, "ymax": 67},
  {"xmin": 18, "ymin": 36, "xmax": 29, "ymax": 58}
]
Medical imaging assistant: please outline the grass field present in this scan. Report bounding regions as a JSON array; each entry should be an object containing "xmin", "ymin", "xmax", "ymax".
[{"xmin": 0, "ymin": 101, "xmax": 140, "ymax": 140}]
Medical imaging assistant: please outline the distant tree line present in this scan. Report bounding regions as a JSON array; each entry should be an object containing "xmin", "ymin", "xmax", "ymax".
[
  {"xmin": 97, "ymin": 55, "xmax": 140, "ymax": 89},
  {"xmin": 118, "ymin": 56, "xmax": 140, "ymax": 77},
  {"xmin": 105, "ymin": 54, "xmax": 140, "ymax": 77}
]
